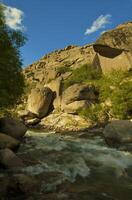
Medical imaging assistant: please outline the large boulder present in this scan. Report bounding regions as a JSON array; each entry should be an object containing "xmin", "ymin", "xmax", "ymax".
[
  {"xmin": 0, "ymin": 148, "xmax": 24, "ymax": 169},
  {"xmin": 103, "ymin": 120, "xmax": 132, "ymax": 147},
  {"xmin": 0, "ymin": 133, "xmax": 20, "ymax": 150},
  {"xmin": 93, "ymin": 22, "xmax": 132, "ymax": 74},
  {"xmin": 27, "ymin": 87, "xmax": 54, "ymax": 118},
  {"xmin": 62, "ymin": 83, "xmax": 97, "ymax": 107},
  {"xmin": 0, "ymin": 117, "xmax": 27, "ymax": 140},
  {"xmin": 62, "ymin": 100, "xmax": 91, "ymax": 114},
  {"xmin": 93, "ymin": 48, "xmax": 132, "ymax": 74},
  {"xmin": 45, "ymin": 77, "xmax": 62, "ymax": 110}
]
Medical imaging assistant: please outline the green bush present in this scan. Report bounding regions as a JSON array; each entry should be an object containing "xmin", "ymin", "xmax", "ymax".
[
  {"xmin": 78, "ymin": 104, "xmax": 109, "ymax": 123},
  {"xmin": 78, "ymin": 70, "xmax": 132, "ymax": 121},
  {"xmin": 56, "ymin": 66, "xmax": 71, "ymax": 74},
  {"xmin": 63, "ymin": 64, "xmax": 101, "ymax": 89},
  {"xmin": 97, "ymin": 70, "xmax": 132, "ymax": 119}
]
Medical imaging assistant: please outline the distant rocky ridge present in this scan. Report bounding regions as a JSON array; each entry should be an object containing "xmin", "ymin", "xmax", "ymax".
[{"xmin": 21, "ymin": 22, "xmax": 132, "ymax": 131}]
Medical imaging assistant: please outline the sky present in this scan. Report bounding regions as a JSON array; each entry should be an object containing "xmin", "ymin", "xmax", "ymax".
[{"xmin": 1, "ymin": 0, "xmax": 132, "ymax": 66}]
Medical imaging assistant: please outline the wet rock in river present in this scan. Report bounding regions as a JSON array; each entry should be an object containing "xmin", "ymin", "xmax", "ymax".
[
  {"xmin": 0, "ymin": 133, "xmax": 20, "ymax": 151},
  {"xmin": 0, "ymin": 148, "xmax": 25, "ymax": 169},
  {"xmin": 0, "ymin": 117, "xmax": 27, "ymax": 140},
  {"xmin": 103, "ymin": 120, "xmax": 132, "ymax": 148}
]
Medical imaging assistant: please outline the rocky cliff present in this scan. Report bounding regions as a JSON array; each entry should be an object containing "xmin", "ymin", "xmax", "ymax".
[
  {"xmin": 21, "ymin": 22, "xmax": 132, "ymax": 131},
  {"xmin": 23, "ymin": 21, "xmax": 132, "ymax": 84}
]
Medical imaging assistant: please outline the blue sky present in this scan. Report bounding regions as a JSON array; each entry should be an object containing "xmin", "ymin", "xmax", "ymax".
[{"xmin": 1, "ymin": 0, "xmax": 132, "ymax": 66}]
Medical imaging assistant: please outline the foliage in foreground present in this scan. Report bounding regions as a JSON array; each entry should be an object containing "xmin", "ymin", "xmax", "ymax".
[{"xmin": 0, "ymin": 3, "xmax": 26, "ymax": 108}]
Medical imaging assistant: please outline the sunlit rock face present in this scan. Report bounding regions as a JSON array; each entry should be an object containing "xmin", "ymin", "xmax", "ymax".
[
  {"xmin": 95, "ymin": 22, "xmax": 132, "ymax": 51},
  {"xmin": 23, "ymin": 44, "xmax": 96, "ymax": 85},
  {"xmin": 93, "ymin": 21, "xmax": 132, "ymax": 73}
]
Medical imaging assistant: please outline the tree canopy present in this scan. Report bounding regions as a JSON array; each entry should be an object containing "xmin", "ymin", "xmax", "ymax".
[{"xmin": 0, "ymin": 3, "xmax": 26, "ymax": 107}]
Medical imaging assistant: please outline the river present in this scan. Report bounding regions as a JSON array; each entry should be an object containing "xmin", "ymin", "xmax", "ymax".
[{"xmin": 17, "ymin": 130, "xmax": 132, "ymax": 200}]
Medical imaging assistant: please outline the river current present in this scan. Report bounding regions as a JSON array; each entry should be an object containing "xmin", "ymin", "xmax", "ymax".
[{"xmin": 17, "ymin": 130, "xmax": 132, "ymax": 200}]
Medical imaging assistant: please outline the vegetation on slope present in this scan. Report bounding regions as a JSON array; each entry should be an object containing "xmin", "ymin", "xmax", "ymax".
[
  {"xmin": 77, "ymin": 69, "xmax": 132, "ymax": 122},
  {"xmin": 63, "ymin": 64, "xmax": 101, "ymax": 89}
]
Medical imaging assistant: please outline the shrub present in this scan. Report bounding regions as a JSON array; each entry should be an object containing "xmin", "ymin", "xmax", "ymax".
[
  {"xmin": 78, "ymin": 70, "xmax": 132, "ymax": 121},
  {"xmin": 56, "ymin": 66, "xmax": 71, "ymax": 74},
  {"xmin": 63, "ymin": 64, "xmax": 101, "ymax": 89},
  {"xmin": 96, "ymin": 70, "xmax": 132, "ymax": 119},
  {"xmin": 78, "ymin": 104, "xmax": 109, "ymax": 123}
]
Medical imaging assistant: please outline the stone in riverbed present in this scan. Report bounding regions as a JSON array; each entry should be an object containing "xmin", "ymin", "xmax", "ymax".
[
  {"xmin": 0, "ymin": 133, "xmax": 20, "ymax": 150},
  {"xmin": 0, "ymin": 117, "xmax": 27, "ymax": 140},
  {"xmin": 0, "ymin": 148, "xmax": 24, "ymax": 169},
  {"xmin": 103, "ymin": 120, "xmax": 132, "ymax": 147},
  {"xmin": 0, "ymin": 174, "xmax": 38, "ymax": 199},
  {"xmin": 8, "ymin": 174, "xmax": 38, "ymax": 194}
]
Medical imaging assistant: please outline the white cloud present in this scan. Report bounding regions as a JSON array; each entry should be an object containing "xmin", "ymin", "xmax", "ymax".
[
  {"xmin": 84, "ymin": 14, "xmax": 111, "ymax": 35},
  {"xmin": 3, "ymin": 5, "xmax": 24, "ymax": 30}
]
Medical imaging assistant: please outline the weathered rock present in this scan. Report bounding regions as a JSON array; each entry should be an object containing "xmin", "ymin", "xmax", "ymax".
[
  {"xmin": 0, "ymin": 174, "xmax": 38, "ymax": 198},
  {"xmin": 40, "ymin": 113, "xmax": 94, "ymax": 132},
  {"xmin": 62, "ymin": 100, "xmax": 91, "ymax": 114},
  {"xmin": 45, "ymin": 77, "xmax": 62, "ymax": 110},
  {"xmin": 61, "ymin": 83, "xmax": 97, "ymax": 107},
  {"xmin": 0, "ymin": 117, "xmax": 27, "ymax": 140},
  {"xmin": 103, "ymin": 120, "xmax": 132, "ymax": 147},
  {"xmin": 93, "ymin": 49, "xmax": 132, "ymax": 74},
  {"xmin": 95, "ymin": 22, "xmax": 132, "ymax": 51},
  {"xmin": 18, "ymin": 110, "xmax": 37, "ymax": 120},
  {"xmin": 0, "ymin": 148, "xmax": 24, "ymax": 169},
  {"xmin": 93, "ymin": 22, "xmax": 132, "ymax": 73},
  {"xmin": 27, "ymin": 87, "xmax": 54, "ymax": 118},
  {"xmin": 23, "ymin": 44, "xmax": 95, "ymax": 85},
  {"xmin": 8, "ymin": 174, "xmax": 38, "ymax": 194},
  {"xmin": 0, "ymin": 133, "xmax": 20, "ymax": 150},
  {"xmin": 26, "ymin": 118, "xmax": 41, "ymax": 126},
  {"xmin": 0, "ymin": 175, "xmax": 9, "ymax": 199}
]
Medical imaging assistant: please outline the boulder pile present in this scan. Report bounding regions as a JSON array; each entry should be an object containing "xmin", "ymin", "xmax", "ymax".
[{"xmin": 0, "ymin": 117, "xmax": 37, "ymax": 198}]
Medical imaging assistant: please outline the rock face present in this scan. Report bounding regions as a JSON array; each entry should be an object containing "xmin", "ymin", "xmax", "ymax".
[
  {"xmin": 95, "ymin": 22, "xmax": 132, "ymax": 51},
  {"xmin": 23, "ymin": 44, "xmax": 95, "ymax": 85},
  {"xmin": 103, "ymin": 120, "xmax": 132, "ymax": 147},
  {"xmin": 27, "ymin": 87, "xmax": 54, "ymax": 118},
  {"xmin": 23, "ymin": 22, "xmax": 132, "ymax": 85},
  {"xmin": 93, "ymin": 22, "xmax": 132, "ymax": 73},
  {"xmin": 0, "ymin": 117, "xmax": 27, "ymax": 140}
]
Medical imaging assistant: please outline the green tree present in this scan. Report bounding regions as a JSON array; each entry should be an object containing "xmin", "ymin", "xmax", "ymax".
[{"xmin": 0, "ymin": 4, "xmax": 26, "ymax": 107}]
